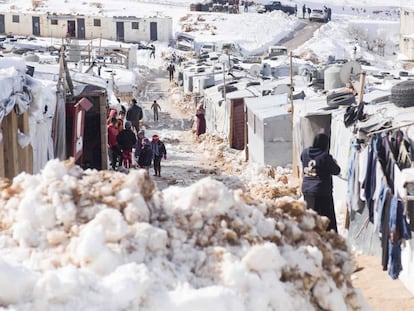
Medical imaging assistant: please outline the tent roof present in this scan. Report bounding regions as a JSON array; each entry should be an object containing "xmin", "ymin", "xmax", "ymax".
[{"xmin": 245, "ymin": 94, "xmax": 289, "ymax": 120}]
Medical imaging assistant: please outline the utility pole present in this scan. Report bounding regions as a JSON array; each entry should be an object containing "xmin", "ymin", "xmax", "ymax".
[
  {"xmin": 223, "ymin": 63, "xmax": 226, "ymax": 102},
  {"xmin": 289, "ymin": 51, "xmax": 299, "ymax": 179}
]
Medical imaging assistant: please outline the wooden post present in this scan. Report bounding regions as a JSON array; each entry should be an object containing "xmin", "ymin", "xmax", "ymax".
[
  {"xmin": 289, "ymin": 51, "xmax": 300, "ymax": 179},
  {"xmin": 289, "ymin": 51, "xmax": 294, "ymax": 117},
  {"xmin": 88, "ymin": 43, "xmax": 91, "ymax": 66},
  {"xmin": 100, "ymin": 92, "xmax": 109, "ymax": 169},
  {"xmin": 357, "ymin": 71, "xmax": 366, "ymax": 105},
  {"xmin": 17, "ymin": 112, "xmax": 33, "ymax": 174},
  {"xmin": 244, "ymin": 109, "xmax": 249, "ymax": 161},
  {"xmin": 0, "ymin": 128, "xmax": 4, "ymax": 178},
  {"xmin": 53, "ymin": 47, "xmax": 65, "ymax": 148},
  {"xmin": 3, "ymin": 111, "xmax": 19, "ymax": 179},
  {"xmin": 229, "ymin": 100, "xmax": 234, "ymax": 148}
]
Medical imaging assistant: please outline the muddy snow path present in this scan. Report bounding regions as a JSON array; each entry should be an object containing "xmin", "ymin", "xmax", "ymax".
[
  {"xmin": 133, "ymin": 70, "xmax": 299, "ymax": 201},
  {"xmin": 135, "ymin": 72, "xmax": 242, "ymax": 191}
]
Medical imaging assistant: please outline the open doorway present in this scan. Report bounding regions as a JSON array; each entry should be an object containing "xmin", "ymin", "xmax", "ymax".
[
  {"xmin": 65, "ymin": 85, "xmax": 108, "ymax": 170},
  {"xmin": 67, "ymin": 20, "xmax": 76, "ymax": 37}
]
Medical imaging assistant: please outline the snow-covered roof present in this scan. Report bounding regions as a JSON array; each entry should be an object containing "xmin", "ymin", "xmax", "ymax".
[
  {"xmin": 294, "ymin": 96, "xmax": 335, "ymax": 117},
  {"xmin": 226, "ymin": 87, "xmax": 261, "ymax": 99},
  {"xmin": 0, "ymin": 0, "xmax": 179, "ymax": 18},
  {"xmin": 245, "ymin": 94, "xmax": 289, "ymax": 120}
]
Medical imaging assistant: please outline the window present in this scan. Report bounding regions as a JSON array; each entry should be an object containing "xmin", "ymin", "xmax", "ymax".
[
  {"xmin": 131, "ymin": 22, "xmax": 139, "ymax": 30},
  {"xmin": 12, "ymin": 15, "xmax": 19, "ymax": 23},
  {"xmin": 51, "ymin": 19, "xmax": 58, "ymax": 25},
  {"xmin": 94, "ymin": 19, "xmax": 101, "ymax": 27}
]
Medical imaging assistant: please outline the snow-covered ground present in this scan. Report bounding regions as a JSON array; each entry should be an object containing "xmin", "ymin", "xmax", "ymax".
[
  {"xmin": 0, "ymin": 0, "xmax": 412, "ymax": 310},
  {"xmin": 0, "ymin": 159, "xmax": 370, "ymax": 310}
]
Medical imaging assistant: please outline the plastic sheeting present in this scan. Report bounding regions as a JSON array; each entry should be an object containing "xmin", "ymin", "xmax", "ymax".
[
  {"xmin": 27, "ymin": 79, "xmax": 57, "ymax": 173},
  {"xmin": 0, "ymin": 68, "xmax": 24, "ymax": 125}
]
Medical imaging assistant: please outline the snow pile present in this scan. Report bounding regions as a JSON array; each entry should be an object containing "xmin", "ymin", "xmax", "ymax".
[
  {"xmin": 178, "ymin": 11, "xmax": 302, "ymax": 55},
  {"xmin": 0, "ymin": 159, "xmax": 367, "ymax": 310},
  {"xmin": 295, "ymin": 16, "xmax": 399, "ymax": 65},
  {"xmin": 194, "ymin": 133, "xmax": 300, "ymax": 201}
]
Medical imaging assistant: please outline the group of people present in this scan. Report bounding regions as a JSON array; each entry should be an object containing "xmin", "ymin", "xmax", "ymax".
[
  {"xmin": 302, "ymin": 4, "xmax": 311, "ymax": 18},
  {"xmin": 106, "ymin": 98, "xmax": 167, "ymax": 176},
  {"xmin": 134, "ymin": 130, "xmax": 167, "ymax": 176},
  {"xmin": 323, "ymin": 6, "xmax": 332, "ymax": 21},
  {"xmin": 167, "ymin": 62, "xmax": 175, "ymax": 82},
  {"xmin": 301, "ymin": 4, "xmax": 332, "ymax": 20}
]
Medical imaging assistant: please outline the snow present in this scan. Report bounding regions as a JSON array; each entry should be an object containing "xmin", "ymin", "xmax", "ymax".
[
  {"xmin": 0, "ymin": 0, "xmax": 412, "ymax": 309},
  {"xmin": 0, "ymin": 160, "xmax": 364, "ymax": 310}
]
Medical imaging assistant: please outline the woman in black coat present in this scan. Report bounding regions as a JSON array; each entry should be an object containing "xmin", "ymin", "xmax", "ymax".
[
  {"xmin": 301, "ymin": 133, "xmax": 340, "ymax": 232},
  {"xmin": 138, "ymin": 138, "xmax": 153, "ymax": 171}
]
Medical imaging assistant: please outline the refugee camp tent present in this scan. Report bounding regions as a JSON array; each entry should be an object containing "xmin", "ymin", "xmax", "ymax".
[
  {"xmin": 0, "ymin": 57, "xmax": 55, "ymax": 178},
  {"xmin": 293, "ymin": 79, "xmax": 414, "ymax": 293}
]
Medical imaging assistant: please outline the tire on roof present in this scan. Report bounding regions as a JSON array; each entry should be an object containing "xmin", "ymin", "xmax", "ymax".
[
  {"xmin": 326, "ymin": 91, "xmax": 354, "ymax": 103},
  {"xmin": 390, "ymin": 80, "xmax": 414, "ymax": 107},
  {"xmin": 327, "ymin": 92, "xmax": 355, "ymax": 107}
]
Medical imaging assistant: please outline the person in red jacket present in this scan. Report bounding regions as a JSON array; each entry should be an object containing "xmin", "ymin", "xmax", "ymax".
[
  {"xmin": 107, "ymin": 117, "xmax": 121, "ymax": 170},
  {"xmin": 195, "ymin": 103, "xmax": 206, "ymax": 136}
]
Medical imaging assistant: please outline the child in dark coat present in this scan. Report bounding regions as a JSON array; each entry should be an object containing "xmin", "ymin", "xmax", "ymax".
[
  {"xmin": 138, "ymin": 138, "xmax": 153, "ymax": 171},
  {"xmin": 150, "ymin": 134, "xmax": 167, "ymax": 177},
  {"xmin": 116, "ymin": 121, "xmax": 137, "ymax": 169}
]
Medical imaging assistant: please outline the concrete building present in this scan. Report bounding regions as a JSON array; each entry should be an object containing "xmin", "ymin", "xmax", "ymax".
[
  {"xmin": 0, "ymin": 11, "xmax": 172, "ymax": 42},
  {"xmin": 400, "ymin": 7, "xmax": 414, "ymax": 60}
]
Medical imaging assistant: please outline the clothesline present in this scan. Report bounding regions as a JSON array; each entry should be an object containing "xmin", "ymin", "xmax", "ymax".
[{"xmin": 366, "ymin": 120, "xmax": 414, "ymax": 137}]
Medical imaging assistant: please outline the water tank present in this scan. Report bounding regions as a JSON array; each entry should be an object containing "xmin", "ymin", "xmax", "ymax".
[
  {"xmin": 272, "ymin": 65, "xmax": 290, "ymax": 77},
  {"xmin": 324, "ymin": 65, "xmax": 344, "ymax": 90},
  {"xmin": 261, "ymin": 63, "xmax": 271, "ymax": 78},
  {"xmin": 67, "ymin": 40, "xmax": 81, "ymax": 62},
  {"xmin": 23, "ymin": 53, "xmax": 40, "ymax": 62},
  {"xmin": 315, "ymin": 65, "xmax": 327, "ymax": 80},
  {"xmin": 193, "ymin": 74, "xmax": 215, "ymax": 95}
]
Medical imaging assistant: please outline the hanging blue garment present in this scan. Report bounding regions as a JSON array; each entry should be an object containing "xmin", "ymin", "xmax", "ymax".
[
  {"xmin": 377, "ymin": 181, "xmax": 392, "ymax": 271},
  {"xmin": 388, "ymin": 197, "xmax": 412, "ymax": 279},
  {"xmin": 363, "ymin": 145, "xmax": 377, "ymax": 222},
  {"xmin": 347, "ymin": 143, "xmax": 364, "ymax": 213},
  {"xmin": 377, "ymin": 181, "xmax": 390, "ymax": 234}
]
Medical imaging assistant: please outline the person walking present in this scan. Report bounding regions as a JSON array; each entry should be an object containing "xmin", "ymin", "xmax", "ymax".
[
  {"xmin": 302, "ymin": 4, "xmax": 306, "ymax": 18},
  {"xmin": 134, "ymin": 129, "xmax": 146, "ymax": 164},
  {"xmin": 167, "ymin": 62, "xmax": 175, "ymax": 82},
  {"xmin": 150, "ymin": 134, "xmax": 167, "ymax": 177},
  {"xmin": 151, "ymin": 100, "xmax": 161, "ymax": 122},
  {"xmin": 106, "ymin": 108, "xmax": 117, "ymax": 125},
  {"xmin": 126, "ymin": 98, "xmax": 143, "ymax": 134},
  {"xmin": 301, "ymin": 133, "xmax": 340, "ymax": 232},
  {"xmin": 114, "ymin": 110, "xmax": 126, "ymax": 134},
  {"xmin": 137, "ymin": 138, "xmax": 153, "ymax": 172},
  {"xmin": 150, "ymin": 44, "xmax": 155, "ymax": 59},
  {"xmin": 195, "ymin": 103, "xmax": 206, "ymax": 136},
  {"xmin": 116, "ymin": 121, "xmax": 137, "ymax": 169}
]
